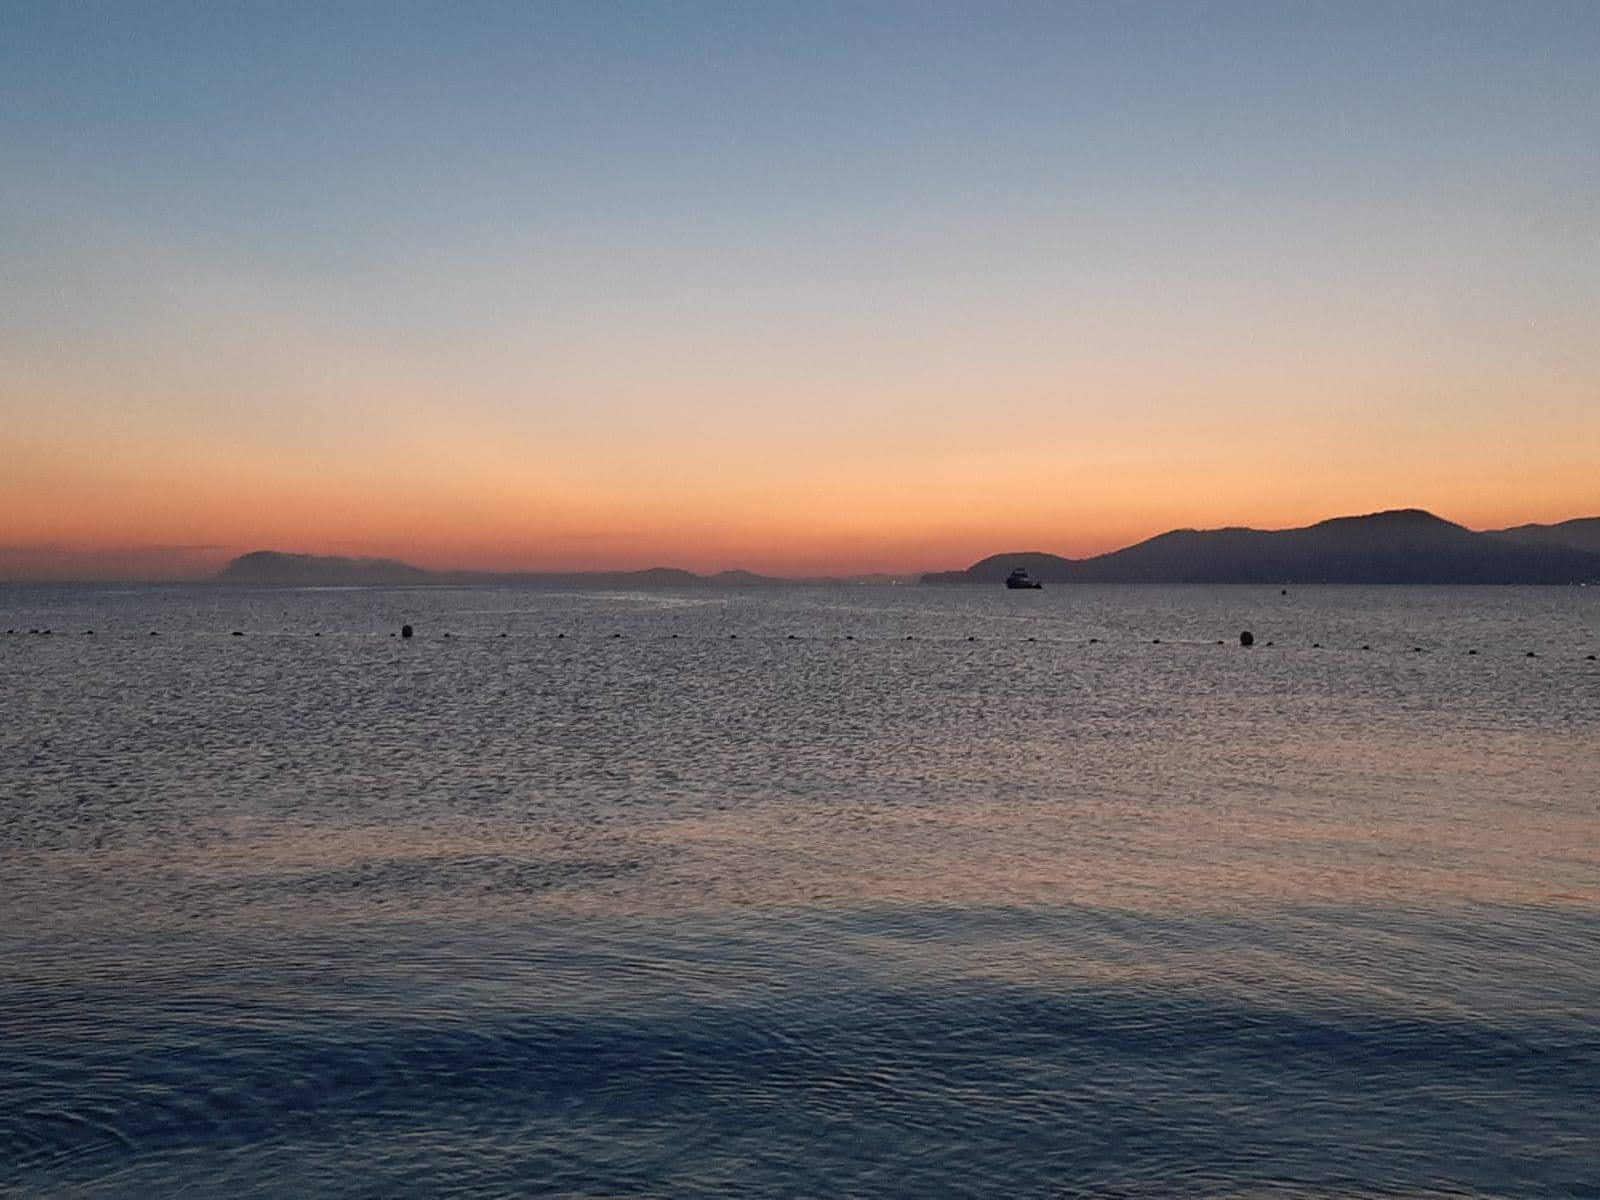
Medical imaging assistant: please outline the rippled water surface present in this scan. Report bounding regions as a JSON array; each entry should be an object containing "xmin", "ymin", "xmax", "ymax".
[{"xmin": 3, "ymin": 584, "xmax": 1598, "ymax": 1197}]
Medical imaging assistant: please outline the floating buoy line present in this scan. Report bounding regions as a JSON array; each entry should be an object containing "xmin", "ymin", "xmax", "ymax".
[{"xmin": 2, "ymin": 624, "xmax": 1592, "ymax": 661}]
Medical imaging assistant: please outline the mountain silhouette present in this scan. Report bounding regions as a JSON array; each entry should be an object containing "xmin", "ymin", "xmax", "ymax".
[
  {"xmin": 923, "ymin": 509, "xmax": 1600, "ymax": 585},
  {"xmin": 1490, "ymin": 517, "xmax": 1600, "ymax": 556}
]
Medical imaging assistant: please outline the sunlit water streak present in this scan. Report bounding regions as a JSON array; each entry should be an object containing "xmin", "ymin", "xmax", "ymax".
[{"xmin": 2, "ymin": 584, "xmax": 1597, "ymax": 1197}]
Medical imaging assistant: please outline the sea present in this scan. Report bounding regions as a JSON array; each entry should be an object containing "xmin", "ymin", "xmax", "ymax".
[{"xmin": 2, "ymin": 583, "xmax": 1597, "ymax": 1199}]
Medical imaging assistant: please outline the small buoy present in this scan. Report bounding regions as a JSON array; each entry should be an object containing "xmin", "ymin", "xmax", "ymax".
[
  {"xmin": 906, "ymin": 635, "xmax": 915, "ymax": 641},
  {"xmin": 1361, "ymin": 644, "xmax": 1371, "ymax": 651},
  {"xmin": 670, "ymin": 633, "xmax": 679, "ymax": 639},
  {"xmin": 611, "ymin": 633, "xmax": 622, "ymax": 639},
  {"xmin": 1311, "ymin": 642, "xmax": 1321, "ymax": 648},
  {"xmin": 1413, "ymin": 647, "xmax": 1423, "ymax": 653},
  {"xmin": 1281, "ymin": 589, "xmax": 1288, "ymax": 596},
  {"xmin": 443, "ymin": 632, "xmax": 451, "ymax": 639},
  {"xmin": 1239, "ymin": 631, "xmax": 1254, "ymax": 647},
  {"xmin": 1026, "ymin": 637, "xmax": 1036, "ymax": 642},
  {"xmin": 845, "ymin": 635, "xmax": 855, "ymax": 640},
  {"xmin": 401, "ymin": 624, "xmax": 413, "ymax": 639},
  {"xmin": 787, "ymin": 634, "xmax": 797, "ymax": 639},
  {"xmin": 1587, "ymin": 654, "xmax": 1596, "ymax": 661},
  {"xmin": 314, "ymin": 632, "xmax": 321, "ymax": 637},
  {"xmin": 967, "ymin": 636, "xmax": 977, "ymax": 642},
  {"xmin": 1266, "ymin": 641, "xmax": 1274, "ymax": 647},
  {"xmin": 557, "ymin": 632, "xmax": 566, "ymax": 638},
  {"xmin": 1152, "ymin": 638, "xmax": 1160, "ymax": 644},
  {"xmin": 1526, "ymin": 651, "xmax": 1537, "ymax": 658},
  {"xmin": 150, "ymin": 631, "xmax": 159, "ymax": 637},
  {"xmin": 499, "ymin": 632, "xmax": 507, "ymax": 638},
  {"xmin": 1215, "ymin": 639, "xmax": 1223, "ymax": 645},
  {"xmin": 1467, "ymin": 649, "xmax": 1477, "ymax": 655},
  {"xmin": 231, "ymin": 631, "xmax": 243, "ymax": 637},
  {"xmin": 729, "ymin": 634, "xmax": 738, "ymax": 639},
  {"xmin": 85, "ymin": 630, "xmax": 94, "ymax": 636},
  {"xmin": 1089, "ymin": 637, "xmax": 1099, "ymax": 644}
]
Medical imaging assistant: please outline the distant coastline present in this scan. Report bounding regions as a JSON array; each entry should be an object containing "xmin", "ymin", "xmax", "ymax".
[
  {"xmin": 922, "ymin": 510, "xmax": 1600, "ymax": 586},
  {"xmin": 7, "ymin": 509, "xmax": 1598, "ymax": 588}
]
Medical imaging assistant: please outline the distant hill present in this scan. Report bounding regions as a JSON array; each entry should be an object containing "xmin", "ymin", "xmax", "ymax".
[
  {"xmin": 923, "ymin": 509, "xmax": 1600, "ymax": 585},
  {"xmin": 1490, "ymin": 517, "xmax": 1600, "ymax": 556},
  {"xmin": 213, "ymin": 552, "xmax": 883, "ymax": 588},
  {"xmin": 217, "ymin": 551, "xmax": 429, "ymax": 586}
]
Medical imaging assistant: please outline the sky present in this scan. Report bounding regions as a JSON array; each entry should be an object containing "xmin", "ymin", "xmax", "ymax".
[{"xmin": 3, "ymin": 1, "xmax": 1598, "ymax": 578}]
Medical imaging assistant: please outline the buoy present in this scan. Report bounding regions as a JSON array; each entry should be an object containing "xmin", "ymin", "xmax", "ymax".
[
  {"xmin": 1413, "ymin": 647, "xmax": 1423, "ymax": 653},
  {"xmin": 1152, "ymin": 638, "xmax": 1160, "ymax": 644},
  {"xmin": 401, "ymin": 624, "xmax": 413, "ymax": 639},
  {"xmin": 1467, "ymin": 649, "xmax": 1477, "ymax": 655},
  {"xmin": 1281, "ymin": 589, "xmax": 1288, "ymax": 596},
  {"xmin": 1587, "ymin": 654, "xmax": 1596, "ymax": 661},
  {"xmin": 845, "ymin": 635, "xmax": 855, "ymax": 640},
  {"xmin": 1311, "ymin": 642, "xmax": 1321, "ymax": 648},
  {"xmin": 1240, "ymin": 631, "xmax": 1254, "ymax": 647},
  {"xmin": 671, "ymin": 633, "xmax": 679, "ymax": 638},
  {"xmin": 85, "ymin": 630, "xmax": 94, "ymax": 636},
  {"xmin": 1361, "ymin": 644, "xmax": 1371, "ymax": 651},
  {"xmin": 1526, "ymin": 651, "xmax": 1537, "ymax": 658},
  {"xmin": 231, "ymin": 631, "xmax": 243, "ymax": 637},
  {"xmin": 611, "ymin": 633, "xmax": 621, "ymax": 639},
  {"xmin": 1026, "ymin": 636, "xmax": 1036, "ymax": 642},
  {"xmin": 499, "ymin": 632, "xmax": 507, "ymax": 638},
  {"xmin": 966, "ymin": 636, "xmax": 976, "ymax": 642},
  {"xmin": 557, "ymin": 632, "xmax": 566, "ymax": 638},
  {"xmin": 1089, "ymin": 637, "xmax": 1099, "ymax": 644},
  {"xmin": 787, "ymin": 634, "xmax": 797, "ymax": 639},
  {"xmin": 150, "ymin": 631, "xmax": 159, "ymax": 637},
  {"xmin": 443, "ymin": 632, "xmax": 451, "ymax": 639},
  {"xmin": 314, "ymin": 632, "xmax": 321, "ymax": 637}
]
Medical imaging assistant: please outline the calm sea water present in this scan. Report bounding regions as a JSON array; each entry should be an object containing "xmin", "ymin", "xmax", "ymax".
[{"xmin": 2, "ymin": 583, "xmax": 1597, "ymax": 1198}]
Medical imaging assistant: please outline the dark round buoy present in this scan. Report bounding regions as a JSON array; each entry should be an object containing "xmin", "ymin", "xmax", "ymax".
[
  {"xmin": 611, "ymin": 633, "xmax": 622, "ymax": 639},
  {"xmin": 1467, "ymin": 649, "xmax": 1477, "ymax": 655},
  {"xmin": 314, "ymin": 632, "xmax": 322, "ymax": 637},
  {"xmin": 967, "ymin": 636, "xmax": 977, "ymax": 642},
  {"xmin": 1152, "ymin": 638, "xmax": 1161, "ymax": 644},
  {"xmin": 1526, "ymin": 650, "xmax": 1537, "ymax": 658},
  {"xmin": 1089, "ymin": 637, "xmax": 1099, "ymax": 644},
  {"xmin": 787, "ymin": 634, "xmax": 797, "ymax": 639},
  {"xmin": 1281, "ymin": 589, "xmax": 1288, "ymax": 596},
  {"xmin": 845, "ymin": 635, "xmax": 855, "ymax": 640},
  {"xmin": 1239, "ymin": 631, "xmax": 1254, "ymax": 647},
  {"xmin": 1361, "ymin": 644, "xmax": 1371, "ymax": 651},
  {"xmin": 1026, "ymin": 636, "xmax": 1036, "ymax": 642},
  {"xmin": 1413, "ymin": 647, "xmax": 1423, "ymax": 653},
  {"xmin": 85, "ymin": 630, "xmax": 94, "ymax": 636},
  {"xmin": 729, "ymin": 634, "xmax": 738, "ymax": 640},
  {"xmin": 1588, "ymin": 654, "xmax": 1596, "ymax": 661},
  {"xmin": 670, "ymin": 633, "xmax": 679, "ymax": 639},
  {"xmin": 499, "ymin": 632, "xmax": 507, "ymax": 638},
  {"xmin": 400, "ymin": 624, "xmax": 413, "ymax": 639},
  {"xmin": 231, "ymin": 631, "xmax": 243, "ymax": 637},
  {"xmin": 557, "ymin": 632, "xmax": 565, "ymax": 638},
  {"xmin": 1311, "ymin": 642, "xmax": 1321, "ymax": 648},
  {"xmin": 443, "ymin": 632, "xmax": 451, "ymax": 639},
  {"xmin": 150, "ymin": 631, "xmax": 159, "ymax": 637}
]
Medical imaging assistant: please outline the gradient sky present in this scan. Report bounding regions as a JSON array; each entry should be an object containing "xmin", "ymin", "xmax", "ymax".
[{"xmin": 3, "ymin": 1, "xmax": 1598, "ymax": 577}]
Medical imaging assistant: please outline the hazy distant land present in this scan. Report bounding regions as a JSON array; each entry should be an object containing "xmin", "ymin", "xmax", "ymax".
[
  {"xmin": 204, "ymin": 510, "xmax": 1600, "ymax": 588},
  {"xmin": 922, "ymin": 510, "xmax": 1600, "ymax": 585}
]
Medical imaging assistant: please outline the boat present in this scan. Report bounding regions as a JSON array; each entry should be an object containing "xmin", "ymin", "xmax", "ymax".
[{"xmin": 1005, "ymin": 566, "xmax": 1042, "ymax": 590}]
